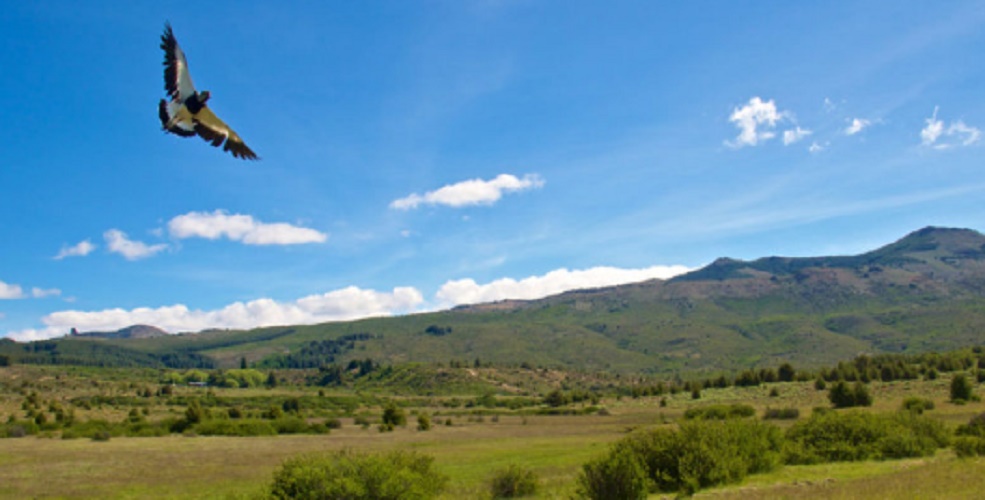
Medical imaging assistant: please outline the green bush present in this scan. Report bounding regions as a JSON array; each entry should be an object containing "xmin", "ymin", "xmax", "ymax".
[
  {"xmin": 828, "ymin": 381, "xmax": 873, "ymax": 408},
  {"xmin": 490, "ymin": 464, "xmax": 539, "ymax": 498},
  {"xmin": 953, "ymin": 436, "xmax": 985, "ymax": 458},
  {"xmin": 582, "ymin": 419, "xmax": 782, "ymax": 497},
  {"xmin": 901, "ymin": 397, "xmax": 935, "ymax": 414},
  {"xmin": 784, "ymin": 410, "xmax": 947, "ymax": 464},
  {"xmin": 763, "ymin": 408, "xmax": 800, "ymax": 420},
  {"xmin": 576, "ymin": 445, "xmax": 649, "ymax": 500},
  {"xmin": 269, "ymin": 449, "xmax": 447, "ymax": 500},
  {"xmin": 194, "ymin": 419, "xmax": 277, "ymax": 437},
  {"xmin": 950, "ymin": 374, "xmax": 977, "ymax": 403},
  {"xmin": 683, "ymin": 404, "xmax": 756, "ymax": 420},
  {"xmin": 958, "ymin": 413, "xmax": 985, "ymax": 438}
]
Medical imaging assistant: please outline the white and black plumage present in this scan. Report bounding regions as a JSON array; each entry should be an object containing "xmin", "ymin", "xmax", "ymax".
[{"xmin": 159, "ymin": 23, "xmax": 258, "ymax": 160}]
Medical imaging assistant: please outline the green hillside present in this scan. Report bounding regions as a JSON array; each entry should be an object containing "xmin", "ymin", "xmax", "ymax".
[{"xmin": 5, "ymin": 226, "xmax": 985, "ymax": 375}]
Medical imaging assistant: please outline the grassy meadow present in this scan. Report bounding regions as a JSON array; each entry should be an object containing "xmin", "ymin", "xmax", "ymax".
[{"xmin": 2, "ymin": 362, "xmax": 985, "ymax": 498}]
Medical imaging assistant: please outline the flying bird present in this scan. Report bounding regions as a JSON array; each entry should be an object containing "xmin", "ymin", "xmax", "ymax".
[{"xmin": 158, "ymin": 23, "xmax": 258, "ymax": 160}]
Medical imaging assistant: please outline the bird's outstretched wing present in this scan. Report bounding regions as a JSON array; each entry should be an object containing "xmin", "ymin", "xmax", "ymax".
[
  {"xmin": 160, "ymin": 23, "xmax": 196, "ymax": 102},
  {"xmin": 191, "ymin": 107, "xmax": 259, "ymax": 160}
]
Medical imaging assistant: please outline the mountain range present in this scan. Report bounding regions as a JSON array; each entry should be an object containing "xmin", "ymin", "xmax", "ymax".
[{"xmin": 6, "ymin": 226, "xmax": 985, "ymax": 374}]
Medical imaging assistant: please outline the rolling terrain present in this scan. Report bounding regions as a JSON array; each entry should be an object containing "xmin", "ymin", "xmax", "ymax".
[{"xmin": 4, "ymin": 226, "xmax": 985, "ymax": 374}]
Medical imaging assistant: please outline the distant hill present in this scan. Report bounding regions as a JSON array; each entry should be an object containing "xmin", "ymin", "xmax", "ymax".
[
  {"xmin": 8, "ymin": 226, "xmax": 985, "ymax": 374},
  {"xmin": 74, "ymin": 324, "xmax": 169, "ymax": 340}
]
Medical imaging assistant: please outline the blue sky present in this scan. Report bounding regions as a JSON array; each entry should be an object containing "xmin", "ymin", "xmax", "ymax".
[{"xmin": 3, "ymin": 1, "xmax": 984, "ymax": 340}]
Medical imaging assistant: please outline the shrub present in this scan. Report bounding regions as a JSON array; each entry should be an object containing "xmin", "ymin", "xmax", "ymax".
[
  {"xmin": 901, "ymin": 397, "xmax": 935, "ymax": 414},
  {"xmin": 956, "ymin": 413, "xmax": 985, "ymax": 438},
  {"xmin": 784, "ymin": 410, "xmax": 947, "ymax": 464},
  {"xmin": 490, "ymin": 464, "xmax": 539, "ymax": 498},
  {"xmin": 953, "ymin": 436, "xmax": 985, "ymax": 458},
  {"xmin": 269, "ymin": 449, "xmax": 447, "ymax": 500},
  {"xmin": 950, "ymin": 374, "xmax": 977, "ymax": 403},
  {"xmin": 828, "ymin": 381, "xmax": 873, "ymax": 408},
  {"xmin": 91, "ymin": 430, "xmax": 112, "ymax": 442},
  {"xmin": 576, "ymin": 445, "xmax": 649, "ymax": 500},
  {"xmin": 194, "ymin": 419, "xmax": 277, "ymax": 437},
  {"xmin": 417, "ymin": 414, "xmax": 431, "ymax": 432},
  {"xmin": 684, "ymin": 404, "xmax": 756, "ymax": 420},
  {"xmin": 763, "ymin": 408, "xmax": 800, "ymax": 420},
  {"xmin": 584, "ymin": 419, "xmax": 781, "ymax": 497},
  {"xmin": 382, "ymin": 404, "xmax": 407, "ymax": 429}
]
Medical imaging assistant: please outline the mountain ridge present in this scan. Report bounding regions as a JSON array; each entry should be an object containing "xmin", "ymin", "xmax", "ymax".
[{"xmin": 8, "ymin": 226, "xmax": 985, "ymax": 374}]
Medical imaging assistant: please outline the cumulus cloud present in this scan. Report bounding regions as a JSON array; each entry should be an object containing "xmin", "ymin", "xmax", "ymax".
[
  {"xmin": 435, "ymin": 265, "xmax": 693, "ymax": 307},
  {"xmin": 921, "ymin": 107, "xmax": 981, "ymax": 149},
  {"xmin": 782, "ymin": 126, "xmax": 812, "ymax": 145},
  {"xmin": 104, "ymin": 229, "xmax": 168, "ymax": 260},
  {"xmin": 0, "ymin": 280, "xmax": 24, "ymax": 299},
  {"xmin": 6, "ymin": 286, "xmax": 425, "ymax": 342},
  {"xmin": 808, "ymin": 141, "xmax": 826, "ymax": 154},
  {"xmin": 390, "ymin": 174, "xmax": 544, "ymax": 210},
  {"xmin": 168, "ymin": 210, "xmax": 328, "ymax": 245},
  {"xmin": 54, "ymin": 240, "xmax": 96, "ymax": 260},
  {"xmin": 726, "ymin": 97, "xmax": 789, "ymax": 148},
  {"xmin": 844, "ymin": 118, "xmax": 872, "ymax": 136}
]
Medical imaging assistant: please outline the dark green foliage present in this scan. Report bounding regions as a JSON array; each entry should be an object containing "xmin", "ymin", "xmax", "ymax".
[
  {"xmin": 783, "ymin": 410, "xmax": 949, "ymax": 464},
  {"xmin": 258, "ymin": 333, "xmax": 377, "ymax": 369},
  {"xmin": 950, "ymin": 373, "xmax": 976, "ymax": 402},
  {"xmin": 814, "ymin": 378, "xmax": 827, "ymax": 390},
  {"xmin": 194, "ymin": 419, "xmax": 277, "ymax": 436},
  {"xmin": 684, "ymin": 404, "xmax": 756, "ymax": 420},
  {"xmin": 490, "ymin": 464, "xmax": 539, "ymax": 498},
  {"xmin": 417, "ymin": 414, "xmax": 431, "ymax": 431},
  {"xmin": 576, "ymin": 445, "xmax": 649, "ymax": 500},
  {"xmin": 901, "ymin": 397, "xmax": 935, "ymax": 414},
  {"xmin": 953, "ymin": 436, "xmax": 985, "ymax": 458},
  {"xmin": 762, "ymin": 408, "xmax": 800, "ymax": 420},
  {"xmin": 828, "ymin": 381, "xmax": 873, "ymax": 408},
  {"xmin": 381, "ymin": 404, "xmax": 407, "ymax": 431},
  {"xmin": 543, "ymin": 389, "xmax": 570, "ymax": 407},
  {"xmin": 269, "ymin": 449, "xmax": 447, "ymax": 500},
  {"xmin": 586, "ymin": 419, "xmax": 782, "ymax": 496},
  {"xmin": 956, "ymin": 413, "xmax": 985, "ymax": 438}
]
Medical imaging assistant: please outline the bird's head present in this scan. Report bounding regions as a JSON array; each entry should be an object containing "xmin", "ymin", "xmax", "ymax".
[{"xmin": 198, "ymin": 90, "xmax": 211, "ymax": 103}]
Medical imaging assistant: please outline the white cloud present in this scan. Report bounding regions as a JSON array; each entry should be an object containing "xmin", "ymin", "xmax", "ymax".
[
  {"xmin": 845, "ymin": 118, "xmax": 871, "ymax": 136},
  {"xmin": 0, "ymin": 280, "xmax": 24, "ymax": 299},
  {"xmin": 54, "ymin": 240, "xmax": 96, "ymax": 260},
  {"xmin": 808, "ymin": 141, "xmax": 826, "ymax": 154},
  {"xmin": 390, "ymin": 173, "xmax": 545, "ymax": 210},
  {"xmin": 726, "ymin": 97, "xmax": 789, "ymax": 148},
  {"xmin": 0, "ymin": 280, "xmax": 60, "ymax": 300},
  {"xmin": 921, "ymin": 106, "xmax": 981, "ymax": 149},
  {"xmin": 6, "ymin": 286, "xmax": 425, "ymax": 342},
  {"xmin": 168, "ymin": 210, "xmax": 328, "ymax": 245},
  {"xmin": 104, "ymin": 229, "xmax": 168, "ymax": 260},
  {"xmin": 31, "ymin": 287, "xmax": 61, "ymax": 299},
  {"xmin": 435, "ymin": 265, "xmax": 693, "ymax": 307},
  {"xmin": 782, "ymin": 126, "xmax": 812, "ymax": 145}
]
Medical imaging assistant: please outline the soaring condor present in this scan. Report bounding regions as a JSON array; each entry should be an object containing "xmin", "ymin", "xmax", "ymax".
[{"xmin": 158, "ymin": 23, "xmax": 258, "ymax": 160}]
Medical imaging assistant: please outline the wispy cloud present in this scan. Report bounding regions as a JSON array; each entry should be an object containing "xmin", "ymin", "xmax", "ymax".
[
  {"xmin": 391, "ymin": 174, "xmax": 545, "ymax": 210},
  {"xmin": 54, "ymin": 240, "xmax": 96, "ymax": 260},
  {"xmin": 6, "ymin": 286, "xmax": 424, "ymax": 341},
  {"xmin": 845, "ymin": 118, "xmax": 872, "ymax": 136},
  {"xmin": 921, "ymin": 106, "xmax": 981, "ymax": 149},
  {"xmin": 104, "ymin": 229, "xmax": 168, "ymax": 261},
  {"xmin": 808, "ymin": 141, "xmax": 826, "ymax": 154},
  {"xmin": 783, "ymin": 126, "xmax": 812, "ymax": 145},
  {"xmin": 0, "ymin": 280, "xmax": 60, "ymax": 300},
  {"xmin": 168, "ymin": 210, "xmax": 328, "ymax": 245},
  {"xmin": 435, "ymin": 265, "xmax": 692, "ymax": 307},
  {"xmin": 726, "ymin": 97, "xmax": 790, "ymax": 148}
]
